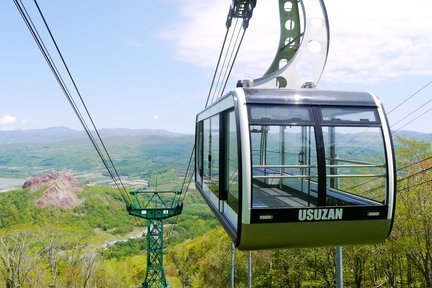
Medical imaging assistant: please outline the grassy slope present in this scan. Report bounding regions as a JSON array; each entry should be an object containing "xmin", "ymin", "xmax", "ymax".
[
  {"xmin": 0, "ymin": 186, "xmax": 135, "ymax": 245},
  {"xmin": 0, "ymin": 182, "xmax": 218, "ymax": 250}
]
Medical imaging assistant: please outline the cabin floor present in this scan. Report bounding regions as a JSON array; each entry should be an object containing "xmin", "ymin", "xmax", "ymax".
[{"xmin": 252, "ymin": 185, "xmax": 316, "ymax": 208}]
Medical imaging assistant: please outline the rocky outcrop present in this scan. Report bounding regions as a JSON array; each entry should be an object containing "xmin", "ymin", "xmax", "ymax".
[{"xmin": 23, "ymin": 171, "xmax": 83, "ymax": 209}]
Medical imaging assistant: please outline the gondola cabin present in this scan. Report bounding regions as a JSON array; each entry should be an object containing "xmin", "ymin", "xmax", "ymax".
[{"xmin": 195, "ymin": 88, "xmax": 395, "ymax": 250}]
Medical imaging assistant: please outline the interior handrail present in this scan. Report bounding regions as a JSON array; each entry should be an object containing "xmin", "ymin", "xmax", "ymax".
[{"xmin": 253, "ymin": 164, "xmax": 385, "ymax": 169}]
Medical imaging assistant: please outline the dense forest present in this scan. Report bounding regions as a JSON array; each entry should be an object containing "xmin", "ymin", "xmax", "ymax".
[{"xmin": 0, "ymin": 135, "xmax": 431, "ymax": 287}]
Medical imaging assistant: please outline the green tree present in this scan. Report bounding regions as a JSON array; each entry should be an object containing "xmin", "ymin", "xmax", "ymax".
[
  {"xmin": 393, "ymin": 137, "xmax": 432, "ymax": 287},
  {"xmin": 0, "ymin": 232, "xmax": 48, "ymax": 287}
]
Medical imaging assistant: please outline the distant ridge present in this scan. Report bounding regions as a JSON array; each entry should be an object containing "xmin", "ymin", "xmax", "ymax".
[
  {"xmin": 0, "ymin": 126, "xmax": 430, "ymax": 146},
  {"xmin": 0, "ymin": 127, "xmax": 189, "ymax": 145},
  {"xmin": 98, "ymin": 128, "xmax": 187, "ymax": 138},
  {"xmin": 393, "ymin": 130, "xmax": 432, "ymax": 143}
]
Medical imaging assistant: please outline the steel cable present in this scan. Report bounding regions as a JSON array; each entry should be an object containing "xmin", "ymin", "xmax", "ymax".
[
  {"xmin": 33, "ymin": 0, "xmax": 130, "ymax": 201},
  {"xmin": 14, "ymin": 0, "xmax": 132, "ymax": 204}
]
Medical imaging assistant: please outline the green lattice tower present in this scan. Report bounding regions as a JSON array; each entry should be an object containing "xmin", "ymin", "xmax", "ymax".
[
  {"xmin": 144, "ymin": 219, "xmax": 166, "ymax": 288},
  {"xmin": 127, "ymin": 190, "xmax": 183, "ymax": 288}
]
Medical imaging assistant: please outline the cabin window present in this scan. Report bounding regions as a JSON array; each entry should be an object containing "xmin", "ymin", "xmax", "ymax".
[
  {"xmin": 251, "ymin": 124, "xmax": 318, "ymax": 208},
  {"xmin": 196, "ymin": 109, "xmax": 238, "ymax": 229},
  {"xmin": 320, "ymin": 107, "xmax": 378, "ymax": 124},
  {"xmin": 322, "ymin": 126, "xmax": 386, "ymax": 205},
  {"xmin": 203, "ymin": 116, "xmax": 220, "ymax": 201},
  {"xmin": 226, "ymin": 111, "xmax": 239, "ymax": 213},
  {"xmin": 248, "ymin": 104, "xmax": 387, "ymax": 210},
  {"xmin": 196, "ymin": 122, "xmax": 203, "ymax": 186},
  {"xmin": 249, "ymin": 106, "xmax": 312, "ymax": 123}
]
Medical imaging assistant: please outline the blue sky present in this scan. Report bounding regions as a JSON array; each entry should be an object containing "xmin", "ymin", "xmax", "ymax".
[{"xmin": 1, "ymin": 0, "xmax": 432, "ymax": 134}]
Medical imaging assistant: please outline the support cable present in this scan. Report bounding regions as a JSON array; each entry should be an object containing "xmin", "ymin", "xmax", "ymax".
[
  {"xmin": 167, "ymin": 146, "xmax": 195, "ymax": 237},
  {"xmin": 398, "ymin": 163, "xmax": 432, "ymax": 183},
  {"xmin": 32, "ymin": 0, "xmax": 130, "ymax": 201},
  {"xmin": 205, "ymin": 1, "xmax": 255, "ymax": 107},
  {"xmin": 392, "ymin": 105, "xmax": 432, "ymax": 135},
  {"xmin": 361, "ymin": 162, "xmax": 432, "ymax": 195},
  {"xmin": 205, "ymin": 28, "xmax": 231, "ymax": 108},
  {"xmin": 346, "ymin": 154, "xmax": 432, "ymax": 192},
  {"xmin": 180, "ymin": 146, "xmax": 196, "ymax": 203},
  {"xmin": 356, "ymin": 157, "xmax": 432, "ymax": 196},
  {"xmin": 387, "ymin": 79, "xmax": 432, "ymax": 114},
  {"xmin": 210, "ymin": 19, "xmax": 241, "ymax": 105},
  {"xmin": 346, "ymin": 77, "xmax": 432, "ymax": 157},
  {"xmin": 398, "ymin": 155, "xmax": 432, "ymax": 172},
  {"xmin": 212, "ymin": 20, "xmax": 245, "ymax": 104},
  {"xmin": 391, "ymin": 95, "xmax": 432, "ymax": 128},
  {"xmin": 398, "ymin": 177, "xmax": 432, "ymax": 192},
  {"xmin": 208, "ymin": 19, "xmax": 244, "ymax": 106},
  {"xmin": 170, "ymin": 0, "xmax": 255, "ymax": 241},
  {"xmin": 388, "ymin": 79, "xmax": 432, "ymax": 133},
  {"xmin": 217, "ymin": 26, "xmax": 247, "ymax": 102},
  {"xmin": 14, "ymin": 0, "xmax": 131, "ymax": 204}
]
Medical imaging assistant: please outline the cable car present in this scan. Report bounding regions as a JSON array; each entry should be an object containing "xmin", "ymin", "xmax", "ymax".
[{"xmin": 195, "ymin": 88, "xmax": 396, "ymax": 250}]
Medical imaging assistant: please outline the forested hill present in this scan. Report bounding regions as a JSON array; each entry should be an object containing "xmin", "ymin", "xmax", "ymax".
[{"xmin": 0, "ymin": 127, "xmax": 194, "ymax": 180}]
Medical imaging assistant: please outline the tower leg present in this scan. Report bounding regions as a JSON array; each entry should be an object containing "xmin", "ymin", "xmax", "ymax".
[
  {"xmin": 230, "ymin": 242, "xmax": 235, "ymax": 288},
  {"xmin": 143, "ymin": 219, "xmax": 168, "ymax": 288},
  {"xmin": 247, "ymin": 251, "xmax": 252, "ymax": 288},
  {"xmin": 336, "ymin": 246, "xmax": 343, "ymax": 288}
]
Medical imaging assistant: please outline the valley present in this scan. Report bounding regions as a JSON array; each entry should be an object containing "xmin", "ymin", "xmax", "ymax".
[
  {"xmin": 0, "ymin": 127, "xmax": 431, "ymax": 287},
  {"xmin": 0, "ymin": 177, "xmax": 24, "ymax": 192}
]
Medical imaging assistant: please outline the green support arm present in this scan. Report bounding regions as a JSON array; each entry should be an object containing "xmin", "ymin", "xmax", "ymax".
[{"xmin": 249, "ymin": 0, "xmax": 330, "ymax": 89}]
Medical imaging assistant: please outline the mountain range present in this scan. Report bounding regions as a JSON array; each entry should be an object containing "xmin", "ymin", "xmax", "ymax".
[
  {"xmin": 0, "ymin": 126, "xmax": 430, "ymax": 181},
  {"xmin": 0, "ymin": 126, "xmax": 431, "ymax": 145},
  {"xmin": 0, "ymin": 127, "xmax": 194, "ymax": 181},
  {"xmin": 0, "ymin": 126, "xmax": 188, "ymax": 145}
]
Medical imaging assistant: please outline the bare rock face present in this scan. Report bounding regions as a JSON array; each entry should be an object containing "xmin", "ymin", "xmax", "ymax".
[{"xmin": 23, "ymin": 171, "xmax": 84, "ymax": 209}]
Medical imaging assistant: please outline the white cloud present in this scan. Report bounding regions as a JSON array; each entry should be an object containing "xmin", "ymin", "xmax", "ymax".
[
  {"xmin": 159, "ymin": 1, "xmax": 229, "ymax": 68},
  {"xmin": 162, "ymin": 0, "xmax": 432, "ymax": 84},
  {"xmin": 153, "ymin": 115, "xmax": 160, "ymax": 120},
  {"xmin": 0, "ymin": 114, "xmax": 16, "ymax": 125},
  {"xmin": 323, "ymin": 0, "xmax": 432, "ymax": 83},
  {"xmin": 0, "ymin": 114, "xmax": 17, "ymax": 130},
  {"xmin": 160, "ymin": 1, "xmax": 278, "ymax": 78}
]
